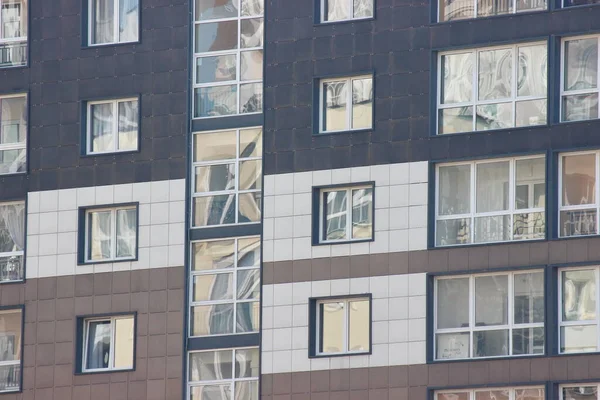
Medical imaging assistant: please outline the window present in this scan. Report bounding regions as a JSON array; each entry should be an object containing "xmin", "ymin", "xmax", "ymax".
[
  {"xmin": 0, "ymin": 0, "xmax": 26, "ymax": 68},
  {"xmin": 88, "ymin": 0, "xmax": 139, "ymax": 46},
  {"xmin": 0, "ymin": 94, "xmax": 26, "ymax": 174},
  {"xmin": 561, "ymin": 35, "xmax": 600, "ymax": 122},
  {"xmin": 438, "ymin": 43, "xmax": 547, "ymax": 134},
  {"xmin": 83, "ymin": 205, "xmax": 137, "ymax": 263},
  {"xmin": 436, "ymin": 155, "xmax": 546, "ymax": 246},
  {"xmin": 438, "ymin": 0, "xmax": 545, "ymax": 22},
  {"xmin": 0, "ymin": 308, "xmax": 22, "ymax": 392},
  {"xmin": 561, "ymin": 384, "xmax": 600, "ymax": 399},
  {"xmin": 558, "ymin": 267, "xmax": 600, "ymax": 354},
  {"xmin": 193, "ymin": 0, "xmax": 263, "ymax": 118},
  {"xmin": 435, "ymin": 387, "xmax": 545, "ymax": 400},
  {"xmin": 190, "ymin": 237, "xmax": 260, "ymax": 337},
  {"xmin": 192, "ymin": 128, "xmax": 261, "ymax": 227},
  {"xmin": 0, "ymin": 202, "xmax": 24, "ymax": 282},
  {"xmin": 563, "ymin": 0, "xmax": 600, "ymax": 7},
  {"xmin": 188, "ymin": 348, "xmax": 258, "ymax": 400},
  {"xmin": 81, "ymin": 315, "xmax": 135, "ymax": 372},
  {"xmin": 319, "ymin": 75, "xmax": 373, "ymax": 133},
  {"xmin": 310, "ymin": 296, "xmax": 371, "ymax": 357},
  {"xmin": 86, "ymin": 98, "xmax": 138, "ymax": 154},
  {"xmin": 320, "ymin": 0, "xmax": 373, "ymax": 22},
  {"xmin": 434, "ymin": 271, "xmax": 544, "ymax": 360},
  {"xmin": 316, "ymin": 184, "xmax": 374, "ymax": 243}
]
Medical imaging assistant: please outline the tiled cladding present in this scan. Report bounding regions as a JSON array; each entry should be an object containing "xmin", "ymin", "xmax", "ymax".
[
  {"xmin": 7, "ymin": 267, "xmax": 184, "ymax": 399},
  {"xmin": 262, "ymin": 161, "xmax": 428, "ymax": 262},
  {"xmin": 26, "ymin": 179, "xmax": 185, "ymax": 278},
  {"xmin": 261, "ymin": 273, "xmax": 426, "ymax": 374}
]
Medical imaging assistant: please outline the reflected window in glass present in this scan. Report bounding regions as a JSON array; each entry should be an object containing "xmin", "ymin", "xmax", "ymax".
[
  {"xmin": 320, "ymin": 75, "xmax": 373, "ymax": 133},
  {"xmin": 319, "ymin": 184, "xmax": 373, "ymax": 243},
  {"xmin": 84, "ymin": 205, "xmax": 137, "ymax": 263},
  {"xmin": 0, "ymin": 201, "xmax": 24, "ymax": 282},
  {"xmin": 0, "ymin": 308, "xmax": 23, "ymax": 392},
  {"xmin": 86, "ymin": 98, "xmax": 138, "ymax": 154},
  {"xmin": 321, "ymin": 0, "xmax": 373, "ymax": 22},
  {"xmin": 89, "ymin": 0, "xmax": 139, "ymax": 45}
]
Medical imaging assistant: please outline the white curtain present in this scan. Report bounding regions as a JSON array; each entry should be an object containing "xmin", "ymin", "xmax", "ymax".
[
  {"xmin": 91, "ymin": 103, "xmax": 113, "ymax": 152},
  {"xmin": 116, "ymin": 209, "xmax": 136, "ymax": 258},
  {"xmin": 92, "ymin": 0, "xmax": 114, "ymax": 44},
  {"xmin": 117, "ymin": 100, "xmax": 138, "ymax": 150},
  {"xmin": 119, "ymin": 0, "xmax": 138, "ymax": 42},
  {"xmin": 90, "ymin": 212, "xmax": 111, "ymax": 260},
  {"xmin": 0, "ymin": 203, "xmax": 23, "ymax": 252}
]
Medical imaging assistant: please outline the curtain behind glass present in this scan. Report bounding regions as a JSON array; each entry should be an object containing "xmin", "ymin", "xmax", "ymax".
[
  {"xmin": 91, "ymin": 103, "xmax": 114, "ymax": 152},
  {"xmin": 119, "ymin": 0, "xmax": 138, "ymax": 42},
  {"xmin": 116, "ymin": 208, "xmax": 136, "ymax": 258},
  {"xmin": 92, "ymin": 0, "xmax": 114, "ymax": 44},
  {"xmin": 0, "ymin": 203, "xmax": 23, "ymax": 253},
  {"xmin": 118, "ymin": 100, "xmax": 138, "ymax": 150},
  {"xmin": 86, "ymin": 321, "xmax": 111, "ymax": 369},
  {"xmin": 89, "ymin": 211, "xmax": 112, "ymax": 260}
]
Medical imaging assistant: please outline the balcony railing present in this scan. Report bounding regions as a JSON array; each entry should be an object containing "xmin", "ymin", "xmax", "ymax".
[
  {"xmin": 0, "ymin": 254, "xmax": 23, "ymax": 283},
  {"xmin": 0, "ymin": 363, "xmax": 20, "ymax": 393},
  {"xmin": 0, "ymin": 39, "xmax": 26, "ymax": 68}
]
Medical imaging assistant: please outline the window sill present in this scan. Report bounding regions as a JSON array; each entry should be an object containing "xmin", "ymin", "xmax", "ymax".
[
  {"xmin": 429, "ymin": 237, "xmax": 547, "ymax": 251},
  {"xmin": 429, "ymin": 353, "xmax": 546, "ymax": 364},
  {"xmin": 313, "ymin": 237, "xmax": 374, "ymax": 247},
  {"xmin": 81, "ymin": 149, "xmax": 140, "ymax": 158},
  {"xmin": 77, "ymin": 257, "xmax": 137, "ymax": 266},
  {"xmin": 192, "ymin": 111, "xmax": 263, "ymax": 120},
  {"xmin": 83, "ymin": 40, "xmax": 141, "ymax": 49},
  {"xmin": 314, "ymin": 16, "xmax": 375, "ymax": 26},
  {"xmin": 76, "ymin": 367, "xmax": 134, "ymax": 376},
  {"xmin": 314, "ymin": 128, "xmax": 373, "ymax": 137},
  {"xmin": 309, "ymin": 350, "xmax": 371, "ymax": 359},
  {"xmin": 432, "ymin": 122, "xmax": 548, "ymax": 138},
  {"xmin": 0, "ymin": 171, "xmax": 26, "ymax": 178}
]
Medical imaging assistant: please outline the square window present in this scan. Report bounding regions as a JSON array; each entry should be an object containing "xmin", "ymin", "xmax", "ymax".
[
  {"xmin": 319, "ymin": 75, "xmax": 373, "ymax": 134},
  {"xmin": 88, "ymin": 0, "xmax": 139, "ymax": 46},
  {"xmin": 0, "ymin": 308, "xmax": 23, "ymax": 392},
  {"xmin": 86, "ymin": 98, "xmax": 139, "ymax": 155},
  {"xmin": 320, "ymin": 0, "xmax": 374, "ymax": 23},
  {"xmin": 309, "ymin": 295, "xmax": 371, "ymax": 357},
  {"xmin": 435, "ymin": 387, "xmax": 545, "ymax": 400},
  {"xmin": 80, "ymin": 204, "xmax": 138, "ymax": 264},
  {"xmin": 0, "ymin": 1, "xmax": 27, "ymax": 68},
  {"xmin": 0, "ymin": 201, "xmax": 24, "ymax": 283},
  {"xmin": 437, "ymin": 43, "xmax": 547, "ymax": 134},
  {"xmin": 436, "ymin": 155, "xmax": 546, "ymax": 246},
  {"xmin": 434, "ymin": 271, "xmax": 544, "ymax": 360},
  {"xmin": 79, "ymin": 314, "xmax": 135, "ymax": 373}
]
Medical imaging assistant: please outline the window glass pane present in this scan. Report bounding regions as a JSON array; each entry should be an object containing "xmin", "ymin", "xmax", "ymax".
[
  {"xmin": 191, "ymin": 304, "xmax": 234, "ymax": 336},
  {"xmin": 438, "ymin": 106, "xmax": 473, "ymax": 134},
  {"xmin": 194, "ymin": 194, "xmax": 236, "ymax": 227},
  {"xmin": 1, "ymin": 0, "xmax": 27, "ymax": 38},
  {"xmin": 516, "ymin": 0, "xmax": 546, "ymax": 11},
  {"xmin": 351, "ymin": 188, "xmax": 372, "ymax": 239},
  {"xmin": 477, "ymin": 0, "xmax": 511, "ymax": 16},
  {"xmin": 436, "ymin": 218, "xmax": 471, "ymax": 246},
  {"xmin": 560, "ymin": 209, "xmax": 597, "ymax": 237},
  {"xmin": 513, "ymin": 212, "xmax": 545, "ymax": 240},
  {"xmin": 563, "ymin": 386, "xmax": 598, "ymax": 400},
  {"xmin": 562, "ymin": 154, "xmax": 596, "ymax": 206},
  {"xmin": 474, "ymin": 390, "xmax": 509, "ymax": 400},
  {"xmin": 437, "ymin": 278, "xmax": 469, "ymax": 329},
  {"xmin": 235, "ymin": 348, "xmax": 259, "ymax": 378},
  {"xmin": 91, "ymin": 103, "xmax": 114, "ymax": 153},
  {"xmin": 517, "ymin": 44, "xmax": 547, "ymax": 97},
  {"xmin": 240, "ymin": 83, "xmax": 263, "ymax": 114},
  {"xmin": 0, "ymin": 96, "xmax": 26, "ymax": 145},
  {"xmin": 195, "ymin": 21, "xmax": 238, "ymax": 53},
  {"xmin": 241, "ymin": 50, "xmax": 262, "ymax": 81},
  {"xmin": 236, "ymin": 301, "xmax": 259, "ymax": 333},
  {"xmin": 323, "ymin": 80, "xmax": 348, "ymax": 132},
  {"xmin": 0, "ymin": 148, "xmax": 24, "ymax": 174},
  {"xmin": 478, "ymin": 48, "xmax": 512, "ymax": 101},
  {"xmin": 348, "ymin": 299, "xmax": 370, "ymax": 352},
  {"xmin": 88, "ymin": 211, "xmax": 112, "ymax": 260},
  {"xmin": 436, "ymin": 332, "xmax": 469, "ymax": 359},
  {"xmin": 476, "ymin": 161, "xmax": 509, "ymax": 212},
  {"xmin": 565, "ymin": 38, "xmax": 598, "ymax": 92},
  {"xmin": 195, "ymin": 0, "xmax": 239, "ymax": 20},
  {"xmin": 238, "ymin": 192, "xmax": 261, "ymax": 223},
  {"xmin": 235, "ymin": 381, "xmax": 259, "ymax": 400},
  {"xmin": 474, "ymin": 215, "xmax": 511, "ymax": 243},
  {"xmin": 116, "ymin": 208, "xmax": 136, "ymax": 258},
  {"xmin": 194, "ymin": 130, "xmax": 237, "ymax": 162},
  {"xmin": 240, "ymin": 128, "xmax": 262, "ymax": 158},
  {"xmin": 195, "ymin": 85, "xmax": 238, "ymax": 118},
  {"xmin": 240, "ymin": 18, "xmax": 263, "ymax": 49},
  {"xmin": 515, "ymin": 158, "xmax": 545, "ymax": 209},
  {"xmin": 118, "ymin": 100, "xmax": 138, "ymax": 151},
  {"xmin": 320, "ymin": 302, "xmax": 344, "ymax": 354},
  {"xmin": 237, "ymin": 237, "xmax": 260, "ymax": 268},
  {"xmin": 437, "ymin": 393, "xmax": 470, "ymax": 400},
  {"xmin": 118, "ymin": 0, "xmax": 138, "ymax": 42},
  {"xmin": 324, "ymin": 190, "xmax": 348, "ymax": 241},
  {"xmin": 475, "ymin": 275, "xmax": 508, "ymax": 326},
  {"xmin": 113, "ymin": 317, "xmax": 134, "ymax": 369},
  {"xmin": 239, "ymin": 160, "xmax": 261, "ymax": 191},
  {"xmin": 473, "ymin": 329, "xmax": 509, "ymax": 357},
  {"xmin": 324, "ymin": 0, "xmax": 350, "ymax": 21},
  {"xmin": 351, "ymin": 78, "xmax": 372, "ymax": 129},
  {"xmin": 190, "ymin": 385, "xmax": 232, "ymax": 400},
  {"xmin": 476, "ymin": 102, "xmax": 513, "ymax": 130},
  {"xmin": 193, "ymin": 274, "xmax": 234, "ymax": 302},
  {"xmin": 189, "ymin": 350, "xmax": 233, "ymax": 381},
  {"xmin": 515, "ymin": 99, "xmax": 547, "ymax": 127},
  {"xmin": 241, "ymin": 0, "xmax": 263, "ymax": 16},
  {"xmin": 512, "ymin": 326, "xmax": 544, "ymax": 355},
  {"xmin": 438, "ymin": 164, "xmax": 471, "ymax": 215},
  {"xmin": 92, "ymin": 0, "xmax": 114, "ymax": 44},
  {"xmin": 192, "ymin": 240, "xmax": 235, "ymax": 271},
  {"xmin": 354, "ymin": 0, "xmax": 373, "ymax": 17},
  {"xmin": 441, "ymin": 53, "xmax": 473, "ymax": 104},
  {"xmin": 86, "ymin": 320, "xmax": 111, "ymax": 369},
  {"xmin": 514, "ymin": 271, "xmax": 544, "ymax": 324},
  {"xmin": 561, "ymin": 325, "xmax": 597, "ymax": 353},
  {"xmin": 0, "ymin": 202, "xmax": 24, "ymax": 253},
  {"xmin": 196, "ymin": 55, "xmax": 237, "ymax": 84},
  {"xmin": 237, "ymin": 269, "xmax": 259, "ymax": 299},
  {"xmin": 563, "ymin": 93, "xmax": 599, "ymax": 122},
  {"xmin": 195, "ymin": 164, "xmax": 236, "ymax": 193},
  {"xmin": 0, "ymin": 310, "xmax": 21, "ymax": 363},
  {"xmin": 562, "ymin": 269, "xmax": 596, "ymax": 322}
]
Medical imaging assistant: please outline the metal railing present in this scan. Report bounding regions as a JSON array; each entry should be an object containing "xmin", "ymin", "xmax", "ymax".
[{"xmin": 0, "ymin": 40, "xmax": 26, "ymax": 68}]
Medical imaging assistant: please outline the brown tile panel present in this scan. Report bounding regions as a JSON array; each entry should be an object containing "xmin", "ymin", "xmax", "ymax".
[
  {"xmin": 4, "ymin": 266, "xmax": 185, "ymax": 400},
  {"xmin": 261, "ymin": 357, "xmax": 600, "ymax": 399},
  {"xmin": 263, "ymin": 238, "xmax": 600, "ymax": 285}
]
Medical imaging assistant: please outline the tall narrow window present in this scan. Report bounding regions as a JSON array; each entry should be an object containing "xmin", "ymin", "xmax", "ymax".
[
  {"xmin": 81, "ymin": 315, "xmax": 135, "ymax": 372},
  {"xmin": 89, "ymin": 0, "xmax": 139, "ymax": 45},
  {"xmin": 0, "ymin": 94, "xmax": 26, "ymax": 174},
  {"xmin": 0, "ymin": 308, "xmax": 22, "ymax": 392},
  {"xmin": 436, "ymin": 156, "xmax": 546, "ymax": 246},
  {"xmin": 320, "ymin": 75, "xmax": 373, "ymax": 133},
  {"xmin": 0, "ymin": 0, "xmax": 26, "ymax": 67},
  {"xmin": 436, "ymin": 387, "xmax": 545, "ymax": 400},
  {"xmin": 561, "ymin": 35, "xmax": 600, "ymax": 122},
  {"xmin": 321, "ymin": 0, "xmax": 374, "ymax": 22},
  {"xmin": 86, "ymin": 98, "xmax": 139, "ymax": 154},
  {"xmin": 438, "ymin": 43, "xmax": 547, "ymax": 134},
  {"xmin": 0, "ymin": 201, "xmax": 24, "ymax": 282},
  {"xmin": 83, "ymin": 205, "xmax": 137, "ymax": 263},
  {"xmin": 434, "ymin": 271, "xmax": 544, "ymax": 360}
]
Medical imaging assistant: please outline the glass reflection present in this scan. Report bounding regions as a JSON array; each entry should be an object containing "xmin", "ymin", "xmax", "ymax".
[
  {"xmin": 563, "ymin": 93, "xmax": 599, "ymax": 122},
  {"xmin": 476, "ymin": 161, "xmax": 509, "ymax": 213},
  {"xmin": 353, "ymin": 0, "xmax": 374, "ymax": 17},
  {"xmin": 324, "ymin": 0, "xmax": 350, "ymax": 21},
  {"xmin": 241, "ymin": 0, "xmax": 263, "ymax": 16},
  {"xmin": 194, "ymin": 130, "xmax": 237, "ymax": 162},
  {"xmin": 514, "ymin": 272, "xmax": 544, "ymax": 324},
  {"xmin": 436, "ymin": 332, "xmax": 470, "ymax": 359},
  {"xmin": 195, "ymin": 85, "xmax": 238, "ymax": 118},
  {"xmin": 475, "ymin": 390, "xmax": 509, "ymax": 400},
  {"xmin": 517, "ymin": 44, "xmax": 547, "ymax": 97},
  {"xmin": 438, "ymin": 164, "xmax": 471, "ymax": 215},
  {"xmin": 512, "ymin": 326, "xmax": 544, "ymax": 355},
  {"xmin": 324, "ymin": 190, "xmax": 348, "ymax": 240},
  {"xmin": 191, "ymin": 304, "xmax": 234, "ymax": 336},
  {"xmin": 351, "ymin": 77, "xmax": 373, "ymax": 129},
  {"xmin": 475, "ymin": 275, "xmax": 508, "ymax": 326},
  {"xmin": 193, "ymin": 274, "xmax": 234, "ymax": 302},
  {"xmin": 195, "ymin": 21, "xmax": 238, "ymax": 53},
  {"xmin": 235, "ymin": 381, "xmax": 259, "ymax": 400},
  {"xmin": 196, "ymin": 55, "xmax": 237, "ymax": 84},
  {"xmin": 436, "ymin": 218, "xmax": 471, "ymax": 246},
  {"xmin": 117, "ymin": 100, "xmax": 138, "ymax": 151},
  {"xmin": 561, "ymin": 325, "xmax": 597, "ymax": 353},
  {"xmin": 473, "ymin": 329, "xmax": 509, "ymax": 357},
  {"xmin": 195, "ymin": 164, "xmax": 236, "ymax": 193},
  {"xmin": 476, "ymin": 102, "xmax": 513, "ymax": 130},
  {"xmin": 238, "ymin": 192, "xmax": 261, "ymax": 223},
  {"xmin": 561, "ymin": 154, "xmax": 596, "ymax": 207},
  {"xmin": 348, "ymin": 299, "xmax": 370, "ymax": 352},
  {"xmin": 564, "ymin": 38, "xmax": 598, "ymax": 92},
  {"xmin": 236, "ymin": 302, "xmax": 259, "ymax": 333},
  {"xmin": 320, "ymin": 302, "xmax": 344, "ymax": 353},
  {"xmin": 193, "ymin": 194, "xmax": 236, "ymax": 227},
  {"xmin": 235, "ymin": 348, "xmax": 259, "ymax": 378},
  {"xmin": 240, "ymin": 83, "xmax": 262, "ymax": 113},
  {"xmin": 441, "ymin": 53, "xmax": 473, "ymax": 104},
  {"xmin": 323, "ymin": 80, "xmax": 348, "ymax": 132},
  {"xmin": 474, "ymin": 215, "xmax": 511, "ymax": 243},
  {"xmin": 562, "ymin": 269, "xmax": 596, "ymax": 322},
  {"xmin": 240, "ymin": 50, "xmax": 263, "ymax": 81},
  {"xmin": 240, "ymin": 18, "xmax": 263, "ymax": 48},
  {"xmin": 239, "ymin": 129, "xmax": 262, "ymax": 158},
  {"xmin": 562, "ymin": 386, "xmax": 598, "ymax": 400},
  {"xmin": 189, "ymin": 350, "xmax": 233, "ymax": 381},
  {"xmin": 436, "ymin": 278, "xmax": 469, "ymax": 329},
  {"xmin": 478, "ymin": 48, "xmax": 512, "ymax": 101},
  {"xmin": 195, "ymin": 0, "xmax": 239, "ymax": 21},
  {"xmin": 192, "ymin": 240, "xmax": 235, "ymax": 271},
  {"xmin": 477, "ymin": 0, "xmax": 511, "ymax": 17},
  {"xmin": 438, "ymin": 106, "xmax": 473, "ymax": 134},
  {"xmin": 239, "ymin": 160, "xmax": 261, "ymax": 190},
  {"xmin": 351, "ymin": 187, "xmax": 372, "ymax": 239},
  {"xmin": 237, "ymin": 269, "xmax": 259, "ymax": 299}
]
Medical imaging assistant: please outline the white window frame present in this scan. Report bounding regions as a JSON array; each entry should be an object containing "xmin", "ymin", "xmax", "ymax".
[
  {"xmin": 192, "ymin": 3, "xmax": 263, "ymax": 119},
  {"xmin": 560, "ymin": 34, "xmax": 600, "ymax": 122},
  {"xmin": 558, "ymin": 266, "xmax": 600, "ymax": 354},
  {"xmin": 84, "ymin": 205, "xmax": 137, "ymax": 263},
  {"xmin": 435, "ymin": 387, "xmax": 545, "ymax": 400},
  {"xmin": 86, "ymin": 98, "xmax": 138, "ymax": 155},
  {"xmin": 558, "ymin": 150, "xmax": 600, "ymax": 238},
  {"xmin": 319, "ymin": 75, "xmax": 373, "ymax": 134},
  {"xmin": 314, "ymin": 296, "xmax": 371, "ymax": 356},
  {"xmin": 187, "ymin": 347, "xmax": 259, "ymax": 400},
  {"xmin": 0, "ymin": 309, "xmax": 21, "ymax": 393},
  {"xmin": 433, "ymin": 270, "xmax": 545, "ymax": 361},
  {"xmin": 437, "ymin": 42, "xmax": 548, "ymax": 135},
  {"xmin": 320, "ymin": 0, "xmax": 374, "ymax": 23},
  {"xmin": 87, "ymin": 0, "xmax": 139, "ymax": 46},
  {"xmin": 191, "ymin": 128, "xmax": 262, "ymax": 228},
  {"xmin": 0, "ymin": 0, "xmax": 27, "ymax": 68},
  {"xmin": 318, "ymin": 184, "xmax": 374, "ymax": 244},
  {"xmin": 435, "ymin": 155, "xmax": 546, "ymax": 247},
  {"xmin": 0, "ymin": 201, "xmax": 24, "ymax": 283},
  {"xmin": 81, "ymin": 315, "xmax": 135, "ymax": 373},
  {"xmin": 0, "ymin": 93, "xmax": 26, "ymax": 174},
  {"xmin": 559, "ymin": 383, "xmax": 600, "ymax": 399},
  {"xmin": 437, "ymin": 0, "xmax": 546, "ymax": 22},
  {"xmin": 189, "ymin": 237, "xmax": 260, "ymax": 338}
]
